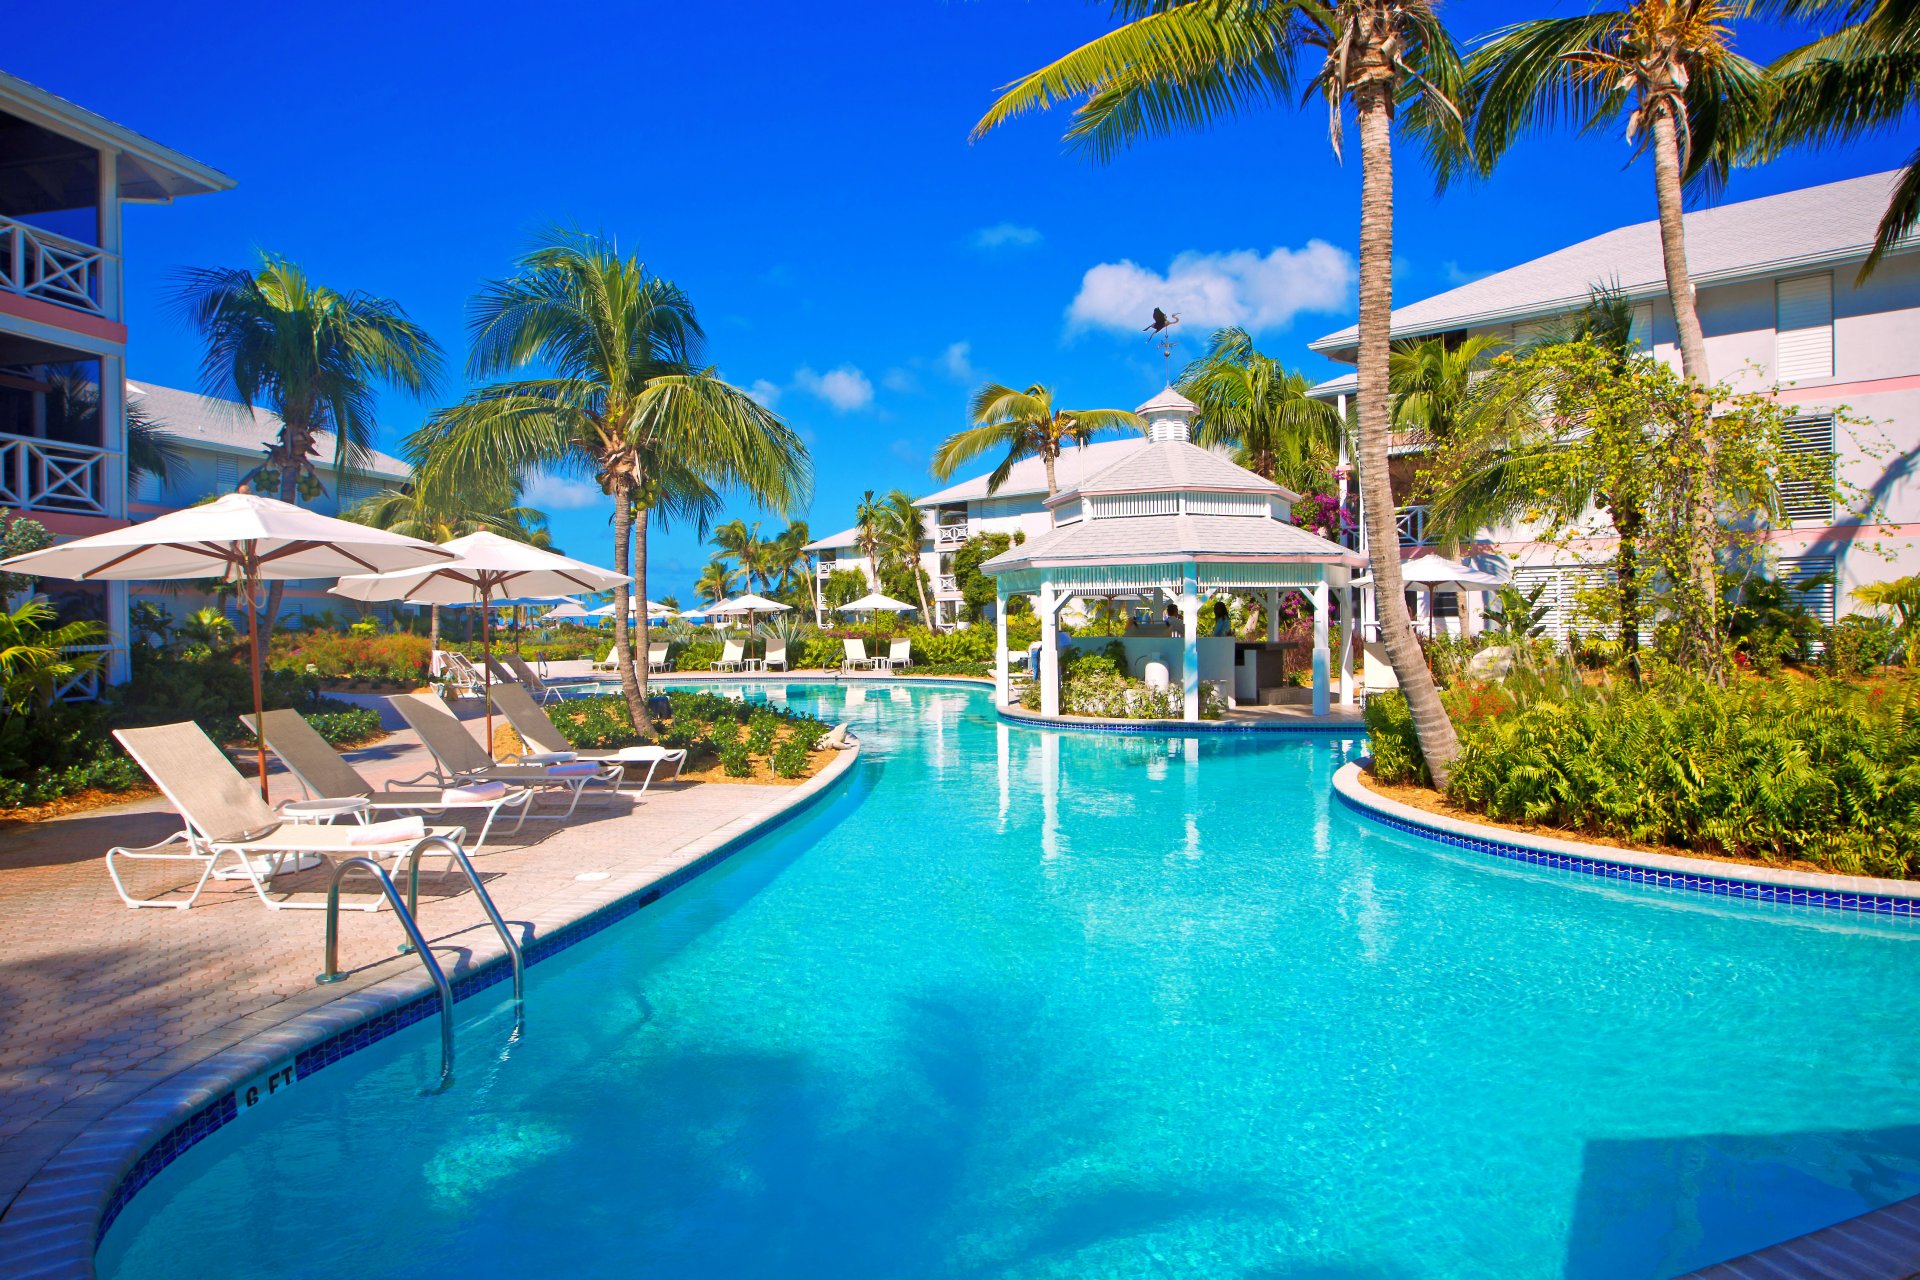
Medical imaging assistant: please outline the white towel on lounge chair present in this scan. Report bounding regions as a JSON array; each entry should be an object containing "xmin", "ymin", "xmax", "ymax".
[
  {"xmin": 346, "ymin": 816, "xmax": 427, "ymax": 846},
  {"xmin": 546, "ymin": 761, "xmax": 601, "ymax": 776},
  {"xmin": 442, "ymin": 781, "xmax": 510, "ymax": 803}
]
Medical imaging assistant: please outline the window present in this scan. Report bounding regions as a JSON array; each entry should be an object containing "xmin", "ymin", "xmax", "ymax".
[
  {"xmin": 215, "ymin": 455, "xmax": 239, "ymax": 493},
  {"xmin": 1776, "ymin": 273, "xmax": 1834, "ymax": 382},
  {"xmin": 134, "ymin": 469, "xmax": 162, "ymax": 502},
  {"xmin": 1778, "ymin": 556, "xmax": 1838, "ymax": 637},
  {"xmin": 1778, "ymin": 415, "xmax": 1836, "ymax": 525},
  {"xmin": 1629, "ymin": 303, "xmax": 1654, "ymax": 353}
]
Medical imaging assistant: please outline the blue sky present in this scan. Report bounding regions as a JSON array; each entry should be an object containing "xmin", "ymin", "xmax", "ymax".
[{"xmin": 14, "ymin": 1, "xmax": 1912, "ymax": 602}]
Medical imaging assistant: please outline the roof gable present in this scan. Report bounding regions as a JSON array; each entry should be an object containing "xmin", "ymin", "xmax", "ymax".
[{"xmin": 1052, "ymin": 440, "xmax": 1294, "ymax": 505}]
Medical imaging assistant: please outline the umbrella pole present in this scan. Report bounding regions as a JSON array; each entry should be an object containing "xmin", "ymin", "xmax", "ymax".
[
  {"xmin": 481, "ymin": 584, "xmax": 494, "ymax": 755},
  {"xmin": 245, "ymin": 568, "xmax": 268, "ymax": 800}
]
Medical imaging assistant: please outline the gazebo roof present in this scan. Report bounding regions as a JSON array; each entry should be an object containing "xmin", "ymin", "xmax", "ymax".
[
  {"xmin": 983, "ymin": 513, "xmax": 1360, "ymax": 573},
  {"xmin": 1048, "ymin": 439, "xmax": 1299, "ymax": 506}
]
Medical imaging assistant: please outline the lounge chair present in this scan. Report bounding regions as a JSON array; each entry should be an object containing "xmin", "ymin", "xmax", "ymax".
[
  {"xmin": 107, "ymin": 721, "xmax": 466, "ymax": 911},
  {"xmin": 389, "ymin": 693, "xmax": 621, "ymax": 820},
  {"xmin": 885, "ymin": 638, "xmax": 913, "ymax": 672},
  {"xmin": 762, "ymin": 637, "xmax": 789, "ymax": 672},
  {"xmin": 714, "ymin": 637, "xmax": 746, "ymax": 672},
  {"xmin": 842, "ymin": 638, "xmax": 883, "ymax": 672},
  {"xmin": 1360, "ymin": 640, "xmax": 1400, "ymax": 706},
  {"xmin": 590, "ymin": 646, "xmax": 618, "ymax": 673},
  {"xmin": 432, "ymin": 649, "xmax": 485, "ymax": 699},
  {"xmin": 505, "ymin": 654, "xmax": 560, "ymax": 704},
  {"xmin": 484, "ymin": 656, "xmax": 521, "ymax": 690},
  {"xmin": 242, "ymin": 709, "xmax": 534, "ymax": 854},
  {"xmin": 647, "ymin": 642, "xmax": 670, "ymax": 673},
  {"xmin": 490, "ymin": 683, "xmax": 687, "ymax": 792}
]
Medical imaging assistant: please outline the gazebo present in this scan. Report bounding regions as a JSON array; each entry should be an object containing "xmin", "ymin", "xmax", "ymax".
[{"xmin": 983, "ymin": 386, "xmax": 1365, "ymax": 721}]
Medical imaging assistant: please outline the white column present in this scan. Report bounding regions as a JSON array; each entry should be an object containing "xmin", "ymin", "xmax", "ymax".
[
  {"xmin": 811, "ymin": 552, "xmax": 822, "ymax": 627},
  {"xmin": 1312, "ymin": 580, "xmax": 1330, "ymax": 718},
  {"xmin": 1039, "ymin": 581, "xmax": 1060, "ymax": 717},
  {"xmin": 1264, "ymin": 586, "xmax": 1280, "ymax": 643},
  {"xmin": 1180, "ymin": 563, "xmax": 1201, "ymax": 721},
  {"xmin": 98, "ymin": 148, "xmax": 123, "ymax": 322},
  {"xmin": 1338, "ymin": 584, "xmax": 1356, "ymax": 707},
  {"xmin": 995, "ymin": 583, "xmax": 1010, "ymax": 707}
]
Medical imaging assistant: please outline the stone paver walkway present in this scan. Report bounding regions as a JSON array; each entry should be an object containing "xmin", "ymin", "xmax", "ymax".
[{"xmin": 0, "ymin": 710, "xmax": 843, "ymax": 1275}]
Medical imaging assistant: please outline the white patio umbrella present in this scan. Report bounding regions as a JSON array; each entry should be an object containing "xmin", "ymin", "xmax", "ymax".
[
  {"xmin": 334, "ymin": 531, "xmax": 630, "ymax": 748},
  {"xmin": 0, "ymin": 492, "xmax": 456, "ymax": 795},
  {"xmin": 542, "ymin": 601, "xmax": 592, "ymax": 621},
  {"xmin": 836, "ymin": 591, "xmax": 915, "ymax": 616},
  {"xmin": 1399, "ymin": 554, "xmax": 1509, "ymax": 638}
]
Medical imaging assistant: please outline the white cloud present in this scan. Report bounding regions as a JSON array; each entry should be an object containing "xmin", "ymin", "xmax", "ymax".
[
  {"xmin": 1066, "ymin": 241, "xmax": 1355, "ymax": 335},
  {"xmin": 794, "ymin": 364, "xmax": 874, "ymax": 412},
  {"xmin": 971, "ymin": 222, "xmax": 1043, "ymax": 251},
  {"xmin": 940, "ymin": 340, "xmax": 975, "ymax": 381},
  {"xmin": 746, "ymin": 378, "xmax": 782, "ymax": 408},
  {"xmin": 881, "ymin": 368, "xmax": 919, "ymax": 394},
  {"xmin": 520, "ymin": 471, "xmax": 602, "ymax": 511}
]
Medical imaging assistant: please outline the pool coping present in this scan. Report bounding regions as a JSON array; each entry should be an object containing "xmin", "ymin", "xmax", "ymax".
[
  {"xmin": 998, "ymin": 702, "xmax": 1366, "ymax": 735},
  {"xmin": 1332, "ymin": 762, "xmax": 1920, "ymax": 914},
  {"xmin": 1, "ymin": 743, "xmax": 864, "ymax": 1280}
]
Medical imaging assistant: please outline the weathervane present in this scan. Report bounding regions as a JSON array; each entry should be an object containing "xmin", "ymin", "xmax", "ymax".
[{"xmin": 1144, "ymin": 306, "xmax": 1181, "ymax": 382}]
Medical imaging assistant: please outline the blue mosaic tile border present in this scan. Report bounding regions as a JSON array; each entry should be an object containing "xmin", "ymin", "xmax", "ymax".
[
  {"xmin": 999, "ymin": 706, "xmax": 1366, "ymax": 736},
  {"xmin": 1335, "ymin": 785, "xmax": 1920, "ymax": 917},
  {"xmin": 91, "ymin": 752, "xmax": 860, "ymax": 1249}
]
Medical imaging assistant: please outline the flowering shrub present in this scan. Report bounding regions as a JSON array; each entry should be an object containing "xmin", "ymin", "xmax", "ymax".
[{"xmin": 268, "ymin": 631, "xmax": 432, "ymax": 684}]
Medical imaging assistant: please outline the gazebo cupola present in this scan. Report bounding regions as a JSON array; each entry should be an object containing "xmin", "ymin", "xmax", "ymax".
[{"xmin": 982, "ymin": 386, "xmax": 1365, "ymax": 722}]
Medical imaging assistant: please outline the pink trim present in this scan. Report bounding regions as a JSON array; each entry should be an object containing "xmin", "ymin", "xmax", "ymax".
[
  {"xmin": 36, "ymin": 512, "xmax": 130, "ymax": 536},
  {"xmin": 0, "ymin": 292, "xmax": 127, "ymax": 345},
  {"xmin": 1773, "ymin": 373, "xmax": 1920, "ymax": 402}
]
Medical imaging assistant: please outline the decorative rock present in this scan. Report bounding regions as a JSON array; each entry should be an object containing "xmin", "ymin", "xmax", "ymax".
[{"xmin": 1464, "ymin": 645, "xmax": 1514, "ymax": 681}]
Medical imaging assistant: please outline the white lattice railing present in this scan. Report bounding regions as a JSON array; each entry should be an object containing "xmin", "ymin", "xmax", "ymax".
[
  {"xmin": 936, "ymin": 525, "xmax": 968, "ymax": 546},
  {"xmin": 0, "ymin": 432, "xmax": 110, "ymax": 515},
  {"xmin": 54, "ymin": 644, "xmax": 115, "ymax": 702},
  {"xmin": 1396, "ymin": 505, "xmax": 1432, "ymax": 548},
  {"xmin": 0, "ymin": 217, "xmax": 110, "ymax": 315},
  {"xmin": 937, "ymin": 575, "xmax": 960, "ymax": 596}
]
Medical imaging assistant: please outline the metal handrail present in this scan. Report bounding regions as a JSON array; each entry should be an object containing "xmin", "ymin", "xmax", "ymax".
[
  {"xmin": 397, "ymin": 835, "xmax": 524, "ymax": 1011},
  {"xmin": 315, "ymin": 856, "xmax": 456, "ymax": 1093}
]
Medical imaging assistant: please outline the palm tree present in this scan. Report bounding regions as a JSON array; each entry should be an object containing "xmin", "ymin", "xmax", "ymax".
[
  {"xmin": 1389, "ymin": 332, "xmax": 1507, "ymax": 450},
  {"xmin": 1466, "ymin": 2, "xmax": 1775, "ymax": 673},
  {"xmin": 175, "ymin": 253, "xmax": 444, "ymax": 629},
  {"xmin": 1178, "ymin": 326, "xmax": 1343, "ymax": 492},
  {"xmin": 1759, "ymin": 0, "xmax": 1920, "ymax": 278},
  {"xmin": 765, "ymin": 520, "xmax": 813, "ymax": 600},
  {"xmin": 972, "ymin": 0, "xmax": 1469, "ymax": 783},
  {"xmin": 880, "ymin": 489, "xmax": 933, "ymax": 623},
  {"xmin": 853, "ymin": 489, "xmax": 889, "ymax": 591},
  {"xmin": 713, "ymin": 518, "xmax": 772, "ymax": 593},
  {"xmin": 933, "ymin": 382, "xmax": 1140, "ymax": 499},
  {"xmin": 349, "ymin": 477, "xmax": 552, "ymax": 652},
  {"xmin": 409, "ymin": 232, "xmax": 810, "ymax": 732},
  {"xmin": 696, "ymin": 559, "xmax": 740, "ymax": 607}
]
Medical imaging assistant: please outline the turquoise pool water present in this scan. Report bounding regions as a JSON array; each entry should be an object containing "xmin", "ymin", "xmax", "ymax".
[{"xmin": 98, "ymin": 682, "xmax": 1920, "ymax": 1279}]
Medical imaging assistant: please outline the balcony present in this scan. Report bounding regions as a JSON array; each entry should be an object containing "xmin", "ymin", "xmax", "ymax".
[
  {"xmin": 1396, "ymin": 505, "xmax": 1433, "ymax": 548},
  {"xmin": 937, "ymin": 574, "xmax": 960, "ymax": 597},
  {"xmin": 0, "ymin": 217, "xmax": 112, "ymax": 317},
  {"xmin": 0, "ymin": 432, "xmax": 111, "ymax": 516},
  {"xmin": 936, "ymin": 524, "xmax": 968, "ymax": 547}
]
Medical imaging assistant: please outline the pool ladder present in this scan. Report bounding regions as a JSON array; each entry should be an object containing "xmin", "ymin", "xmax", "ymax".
[{"xmin": 314, "ymin": 835, "xmax": 525, "ymax": 1093}]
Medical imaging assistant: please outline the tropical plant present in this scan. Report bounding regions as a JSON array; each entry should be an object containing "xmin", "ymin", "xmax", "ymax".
[
  {"xmin": 1389, "ymin": 332, "xmax": 1507, "ymax": 448},
  {"xmin": 932, "ymin": 382, "xmax": 1140, "ymax": 498},
  {"xmin": 1855, "ymin": 573, "xmax": 1920, "ymax": 666},
  {"xmin": 409, "ymin": 231, "xmax": 810, "ymax": 732},
  {"xmin": 820, "ymin": 567, "xmax": 868, "ymax": 611},
  {"xmin": 765, "ymin": 521, "xmax": 813, "ymax": 599},
  {"xmin": 349, "ymin": 478, "xmax": 552, "ymax": 652},
  {"xmin": 0, "ymin": 510, "xmax": 51, "ymax": 597},
  {"xmin": 696, "ymin": 559, "xmax": 740, "ymax": 606},
  {"xmin": 1178, "ymin": 326, "xmax": 1343, "ymax": 492},
  {"xmin": 130, "ymin": 600, "xmax": 173, "ymax": 647},
  {"xmin": 177, "ymin": 606, "xmax": 237, "ymax": 651},
  {"xmin": 175, "ymin": 253, "xmax": 444, "ymax": 628},
  {"xmin": 953, "ymin": 532, "xmax": 1014, "ymax": 620},
  {"xmin": 1723, "ymin": 566, "xmax": 1827, "ymax": 672},
  {"xmin": 1757, "ymin": 0, "xmax": 1920, "ymax": 278},
  {"xmin": 1485, "ymin": 582, "xmax": 1553, "ymax": 640},
  {"xmin": 852, "ymin": 489, "xmax": 888, "ymax": 591},
  {"xmin": 1466, "ymin": 2, "xmax": 1775, "ymax": 674},
  {"xmin": 0, "ymin": 600, "xmax": 107, "ymax": 715},
  {"xmin": 713, "ymin": 518, "xmax": 772, "ymax": 593},
  {"xmin": 972, "ymin": 0, "xmax": 1469, "ymax": 782},
  {"xmin": 879, "ymin": 489, "xmax": 933, "ymax": 624}
]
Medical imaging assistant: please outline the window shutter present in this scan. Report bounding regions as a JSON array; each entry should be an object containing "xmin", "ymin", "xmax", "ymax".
[
  {"xmin": 1778, "ymin": 415, "xmax": 1836, "ymax": 524},
  {"xmin": 1776, "ymin": 274, "xmax": 1834, "ymax": 382},
  {"xmin": 1778, "ymin": 555, "xmax": 1837, "ymax": 626},
  {"xmin": 1629, "ymin": 303, "xmax": 1654, "ymax": 352},
  {"xmin": 215, "ymin": 455, "xmax": 239, "ymax": 493}
]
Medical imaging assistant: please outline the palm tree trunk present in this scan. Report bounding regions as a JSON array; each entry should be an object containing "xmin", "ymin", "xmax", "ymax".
[
  {"xmin": 1354, "ymin": 77, "xmax": 1460, "ymax": 787},
  {"xmin": 1042, "ymin": 450, "xmax": 1058, "ymax": 497},
  {"xmin": 633, "ymin": 502, "xmax": 653, "ymax": 732},
  {"xmin": 1650, "ymin": 105, "xmax": 1722, "ymax": 677},
  {"xmin": 610, "ymin": 483, "xmax": 647, "ymax": 736}
]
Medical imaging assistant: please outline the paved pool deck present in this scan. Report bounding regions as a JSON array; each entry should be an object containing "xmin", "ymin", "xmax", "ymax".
[{"xmin": 0, "ymin": 705, "xmax": 852, "ymax": 1278}]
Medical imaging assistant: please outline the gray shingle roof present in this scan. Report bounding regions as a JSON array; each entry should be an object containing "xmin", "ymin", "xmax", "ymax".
[
  {"xmin": 1309, "ymin": 170, "xmax": 1907, "ymax": 355},
  {"xmin": 129, "ymin": 381, "xmax": 410, "ymax": 478},
  {"xmin": 1051, "ymin": 440, "xmax": 1294, "ymax": 504},
  {"xmin": 984, "ymin": 513, "xmax": 1359, "ymax": 572},
  {"xmin": 912, "ymin": 437, "xmax": 1148, "ymax": 506},
  {"xmin": 803, "ymin": 524, "xmax": 862, "ymax": 552}
]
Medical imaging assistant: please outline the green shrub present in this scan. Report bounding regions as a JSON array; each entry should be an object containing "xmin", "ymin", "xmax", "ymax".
[
  {"xmin": 1362, "ymin": 692, "xmax": 1427, "ymax": 786},
  {"xmin": 771, "ymin": 731, "xmax": 814, "ymax": 778},
  {"xmin": 0, "ymin": 702, "xmax": 145, "ymax": 808},
  {"xmin": 267, "ymin": 631, "xmax": 432, "ymax": 684},
  {"xmin": 1442, "ymin": 675, "xmax": 1920, "ymax": 876},
  {"xmin": 671, "ymin": 640, "xmax": 723, "ymax": 671},
  {"xmin": 545, "ymin": 695, "xmax": 640, "ymax": 749},
  {"xmin": 718, "ymin": 737, "xmax": 752, "ymax": 777},
  {"xmin": 746, "ymin": 709, "xmax": 780, "ymax": 756},
  {"xmin": 1823, "ymin": 616, "xmax": 1898, "ymax": 677},
  {"xmin": 303, "ymin": 708, "xmax": 384, "ymax": 747},
  {"xmin": 798, "ymin": 635, "xmax": 845, "ymax": 669}
]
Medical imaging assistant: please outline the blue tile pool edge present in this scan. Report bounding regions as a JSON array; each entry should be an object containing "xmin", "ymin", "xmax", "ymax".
[
  {"xmin": 1331, "ymin": 761, "xmax": 1920, "ymax": 917},
  {"xmin": 16, "ymin": 744, "xmax": 865, "ymax": 1276}
]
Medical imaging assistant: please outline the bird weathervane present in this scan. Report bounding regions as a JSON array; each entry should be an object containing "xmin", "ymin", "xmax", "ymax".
[{"xmin": 1144, "ymin": 307, "xmax": 1181, "ymax": 381}]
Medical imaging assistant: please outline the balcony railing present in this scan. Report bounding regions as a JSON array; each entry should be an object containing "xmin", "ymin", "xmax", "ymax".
[
  {"xmin": 936, "ymin": 525, "xmax": 968, "ymax": 546},
  {"xmin": 937, "ymin": 575, "xmax": 960, "ymax": 596},
  {"xmin": 1396, "ymin": 505, "xmax": 1433, "ymax": 548},
  {"xmin": 0, "ymin": 217, "xmax": 110, "ymax": 316},
  {"xmin": 0, "ymin": 433, "xmax": 110, "ymax": 516},
  {"xmin": 55, "ymin": 644, "xmax": 115, "ymax": 703}
]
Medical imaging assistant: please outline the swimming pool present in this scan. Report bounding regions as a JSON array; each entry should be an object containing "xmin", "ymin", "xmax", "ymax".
[{"xmin": 98, "ymin": 682, "xmax": 1920, "ymax": 1278}]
